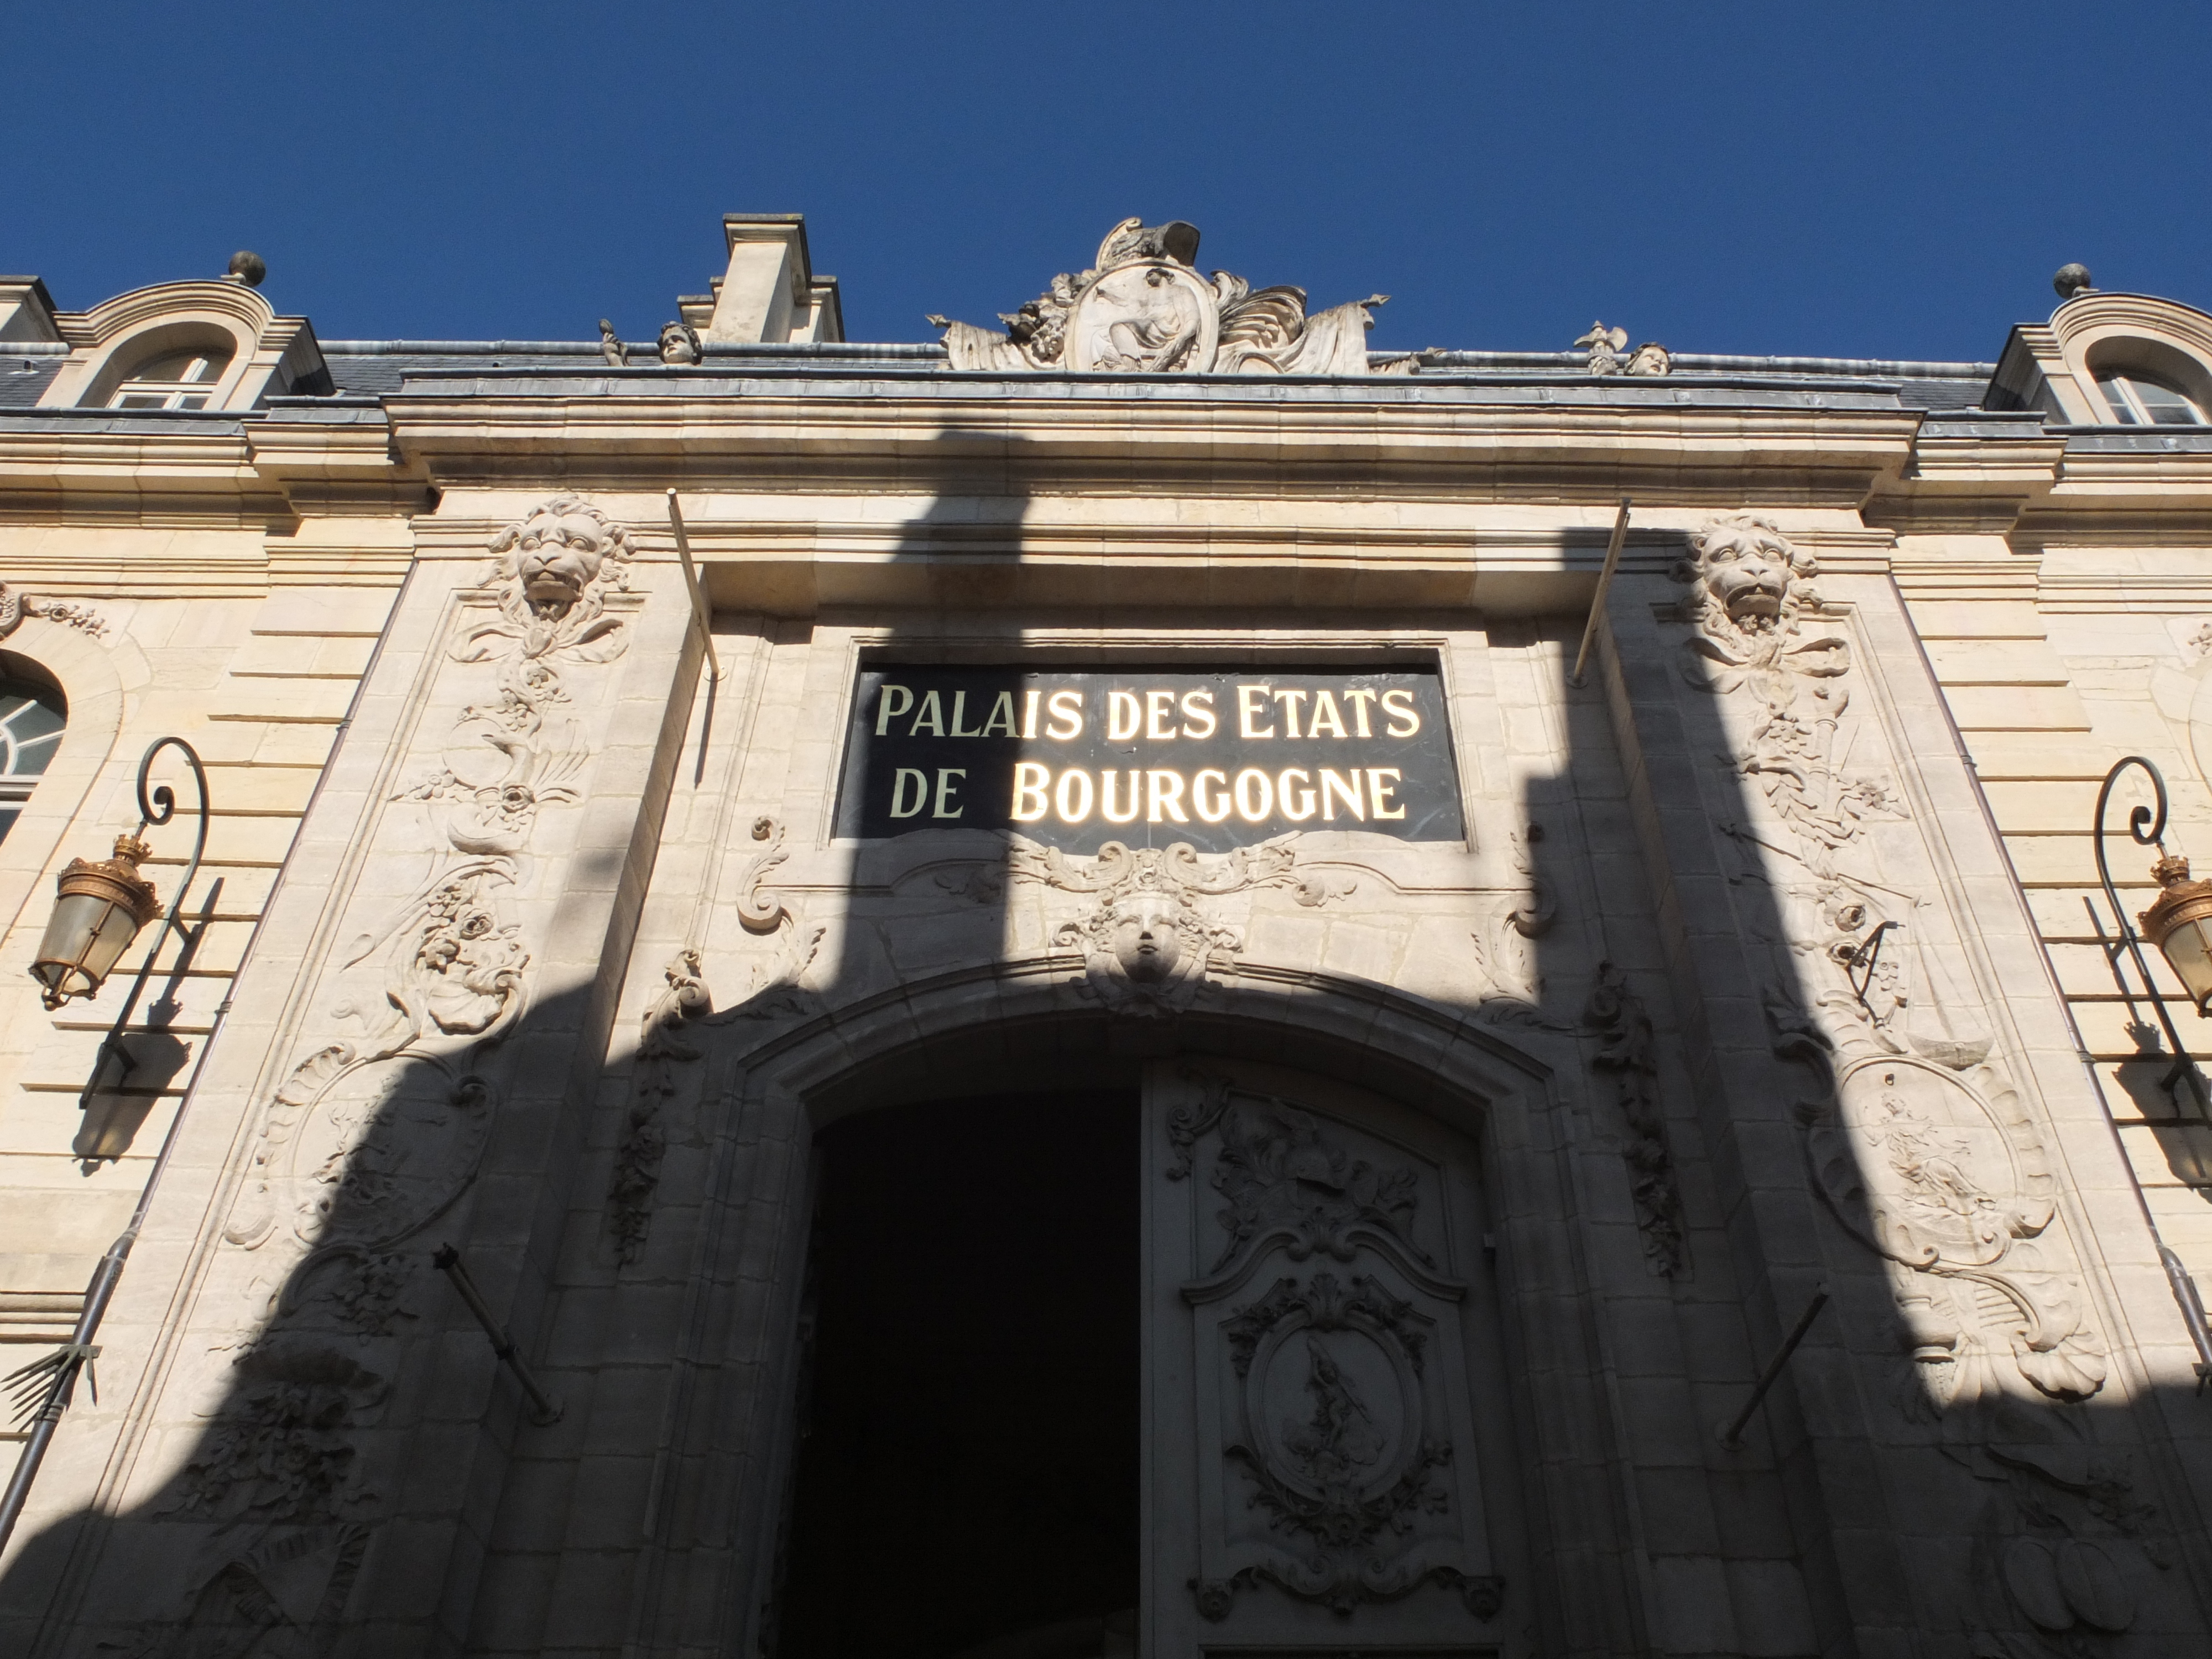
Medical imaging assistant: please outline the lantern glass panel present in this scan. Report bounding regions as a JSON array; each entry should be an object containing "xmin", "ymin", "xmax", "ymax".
[
  {"xmin": 32, "ymin": 891, "xmax": 143, "ymax": 1002},
  {"xmin": 2161, "ymin": 915, "xmax": 2212, "ymax": 1016}
]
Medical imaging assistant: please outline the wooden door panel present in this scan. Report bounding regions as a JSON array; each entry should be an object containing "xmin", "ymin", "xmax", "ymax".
[{"xmin": 1144, "ymin": 1061, "xmax": 1522, "ymax": 1657}]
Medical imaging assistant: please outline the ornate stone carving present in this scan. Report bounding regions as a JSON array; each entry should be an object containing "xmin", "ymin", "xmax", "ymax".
[
  {"xmin": 1958, "ymin": 1400, "xmax": 2164, "ymax": 1653},
  {"xmin": 227, "ymin": 1056, "xmax": 494, "ymax": 1254},
  {"xmin": 1585, "ymin": 963, "xmax": 1687, "ymax": 1277},
  {"xmin": 1223, "ymin": 1270, "xmax": 1431, "ymax": 1379},
  {"xmin": 467, "ymin": 492, "xmax": 638, "ymax": 645},
  {"xmin": 735, "ymin": 815, "xmax": 792, "ymax": 932},
  {"xmin": 1171, "ymin": 1085, "xmax": 1428, "ymax": 1275},
  {"xmin": 172, "ymin": 1343, "xmax": 386, "ymax": 1524},
  {"xmin": 1575, "ymin": 321, "xmax": 1628, "ymax": 374},
  {"xmin": 1674, "ymin": 510, "xmax": 2118, "ymax": 1598},
  {"xmin": 1469, "ymin": 822, "xmax": 1553, "ymax": 1001},
  {"xmin": 1196, "ymin": 1269, "xmax": 1499, "ymax": 1620},
  {"xmin": 0, "ymin": 580, "xmax": 111, "ymax": 639},
  {"xmin": 598, "ymin": 317, "xmax": 629, "ymax": 367},
  {"xmin": 1172, "ymin": 1073, "xmax": 1498, "ymax": 1629},
  {"xmin": 1572, "ymin": 322, "xmax": 1671, "ymax": 377},
  {"xmin": 228, "ymin": 498, "xmax": 641, "ymax": 1260},
  {"xmin": 719, "ymin": 912, "xmax": 824, "ymax": 1022},
  {"xmin": 1775, "ymin": 1016, "xmax": 2107, "ymax": 1405},
  {"xmin": 609, "ymin": 949, "xmax": 711, "ymax": 1263},
  {"xmin": 338, "ymin": 862, "xmax": 531, "ymax": 1051},
  {"xmin": 934, "ymin": 218, "xmax": 1386, "ymax": 377},
  {"xmin": 1009, "ymin": 834, "xmax": 1349, "ymax": 1014},
  {"xmin": 658, "ymin": 319, "xmax": 703, "ymax": 365},
  {"xmin": 1676, "ymin": 514, "xmax": 1906, "ymax": 877}
]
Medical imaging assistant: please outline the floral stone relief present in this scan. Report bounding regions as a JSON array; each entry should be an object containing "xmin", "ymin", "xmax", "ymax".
[
  {"xmin": 931, "ymin": 218, "xmax": 1392, "ymax": 377},
  {"xmin": 1171, "ymin": 1073, "xmax": 1500, "ymax": 1623},
  {"xmin": 1007, "ymin": 833, "xmax": 1352, "ymax": 1015},
  {"xmin": 186, "ymin": 495, "xmax": 643, "ymax": 1551},
  {"xmin": 1671, "ymin": 514, "xmax": 2167, "ymax": 1648}
]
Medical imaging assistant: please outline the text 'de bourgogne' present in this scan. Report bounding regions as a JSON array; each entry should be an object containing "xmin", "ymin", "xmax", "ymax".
[{"xmin": 834, "ymin": 667, "xmax": 1462, "ymax": 852}]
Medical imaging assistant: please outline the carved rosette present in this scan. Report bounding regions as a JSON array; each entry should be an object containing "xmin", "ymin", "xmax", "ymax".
[{"xmin": 0, "ymin": 580, "xmax": 111, "ymax": 639}]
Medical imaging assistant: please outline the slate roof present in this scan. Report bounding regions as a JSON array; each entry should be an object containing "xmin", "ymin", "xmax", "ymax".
[
  {"xmin": 0, "ymin": 336, "xmax": 2011, "ymax": 421},
  {"xmin": 0, "ymin": 352, "xmax": 64, "ymax": 409}
]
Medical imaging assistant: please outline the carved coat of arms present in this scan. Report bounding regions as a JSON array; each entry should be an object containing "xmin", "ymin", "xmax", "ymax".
[{"xmin": 932, "ymin": 218, "xmax": 1389, "ymax": 377}]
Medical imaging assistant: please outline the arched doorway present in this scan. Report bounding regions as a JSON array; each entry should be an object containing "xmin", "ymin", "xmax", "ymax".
[
  {"xmin": 760, "ymin": 1039, "xmax": 1533, "ymax": 1657},
  {"xmin": 771, "ymin": 1088, "xmax": 1142, "ymax": 1658}
]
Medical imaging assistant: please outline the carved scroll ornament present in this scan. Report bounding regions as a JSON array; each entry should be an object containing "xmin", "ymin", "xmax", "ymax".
[
  {"xmin": 1008, "ymin": 833, "xmax": 1349, "ymax": 1015},
  {"xmin": 197, "ymin": 497, "xmax": 645, "ymax": 1545},
  {"xmin": 1676, "ymin": 511, "xmax": 2110, "ymax": 1413},
  {"xmin": 0, "ymin": 580, "xmax": 110, "ymax": 639},
  {"xmin": 932, "ymin": 218, "xmax": 1388, "ymax": 377},
  {"xmin": 1172, "ymin": 1074, "xmax": 1499, "ymax": 1624}
]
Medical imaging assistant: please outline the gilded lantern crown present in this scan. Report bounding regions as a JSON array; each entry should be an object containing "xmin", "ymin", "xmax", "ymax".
[{"xmin": 2140, "ymin": 851, "xmax": 2212, "ymax": 1018}]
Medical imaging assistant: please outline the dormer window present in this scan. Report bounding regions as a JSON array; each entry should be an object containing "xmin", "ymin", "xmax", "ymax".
[
  {"xmin": 108, "ymin": 345, "xmax": 234, "ymax": 410},
  {"xmin": 2096, "ymin": 371, "xmax": 2206, "ymax": 427}
]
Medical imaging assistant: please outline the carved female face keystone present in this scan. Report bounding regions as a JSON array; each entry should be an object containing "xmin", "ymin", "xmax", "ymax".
[{"xmin": 1110, "ymin": 894, "xmax": 1184, "ymax": 983}]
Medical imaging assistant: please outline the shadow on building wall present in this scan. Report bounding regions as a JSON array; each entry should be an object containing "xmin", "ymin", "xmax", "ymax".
[{"xmin": 2, "ymin": 464, "xmax": 2208, "ymax": 1659}]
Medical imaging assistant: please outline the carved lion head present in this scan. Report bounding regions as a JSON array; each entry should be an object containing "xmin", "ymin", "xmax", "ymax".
[
  {"xmin": 1682, "ymin": 513, "xmax": 1815, "ymax": 628},
  {"xmin": 488, "ymin": 496, "xmax": 636, "ymax": 620}
]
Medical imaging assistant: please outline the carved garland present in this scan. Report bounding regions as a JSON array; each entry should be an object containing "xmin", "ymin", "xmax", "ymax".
[
  {"xmin": 1677, "ymin": 513, "xmax": 2153, "ymax": 1647},
  {"xmin": 608, "ymin": 950, "xmax": 711, "ymax": 1263},
  {"xmin": 1008, "ymin": 833, "xmax": 1352, "ymax": 1015},
  {"xmin": 1585, "ymin": 962, "xmax": 1688, "ymax": 1277},
  {"xmin": 201, "ymin": 495, "xmax": 643, "ymax": 1528},
  {"xmin": 0, "ymin": 580, "xmax": 110, "ymax": 639}
]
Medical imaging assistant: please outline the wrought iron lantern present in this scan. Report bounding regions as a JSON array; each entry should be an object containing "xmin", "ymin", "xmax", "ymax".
[
  {"xmin": 2093, "ymin": 757, "xmax": 2212, "ymax": 1098},
  {"xmin": 29, "ymin": 833, "xmax": 162, "ymax": 1008},
  {"xmin": 2140, "ymin": 850, "xmax": 2212, "ymax": 1018},
  {"xmin": 2, "ymin": 736, "xmax": 215, "ymax": 1557}
]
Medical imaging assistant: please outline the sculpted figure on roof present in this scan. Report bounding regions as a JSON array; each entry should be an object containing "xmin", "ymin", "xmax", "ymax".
[{"xmin": 929, "ymin": 218, "xmax": 1389, "ymax": 376}]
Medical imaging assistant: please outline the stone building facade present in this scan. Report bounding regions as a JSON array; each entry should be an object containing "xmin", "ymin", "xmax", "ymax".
[{"xmin": 0, "ymin": 215, "xmax": 2210, "ymax": 1657}]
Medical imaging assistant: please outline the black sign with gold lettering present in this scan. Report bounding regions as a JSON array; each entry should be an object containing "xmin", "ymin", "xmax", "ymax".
[{"xmin": 834, "ymin": 667, "xmax": 1462, "ymax": 852}]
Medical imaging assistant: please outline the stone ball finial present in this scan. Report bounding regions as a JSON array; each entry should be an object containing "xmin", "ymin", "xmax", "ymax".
[
  {"xmin": 2053, "ymin": 263, "xmax": 2093, "ymax": 301},
  {"xmin": 227, "ymin": 251, "xmax": 267, "ymax": 288}
]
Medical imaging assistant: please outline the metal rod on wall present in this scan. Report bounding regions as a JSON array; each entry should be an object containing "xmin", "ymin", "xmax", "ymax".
[
  {"xmin": 1567, "ymin": 497, "xmax": 1632, "ymax": 688},
  {"xmin": 433, "ymin": 1244, "xmax": 564, "ymax": 1426},
  {"xmin": 666, "ymin": 489, "xmax": 720, "ymax": 683},
  {"xmin": 1719, "ymin": 1286, "xmax": 1828, "ymax": 1448}
]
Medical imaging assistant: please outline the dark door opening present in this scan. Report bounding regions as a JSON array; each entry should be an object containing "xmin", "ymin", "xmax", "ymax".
[{"xmin": 771, "ymin": 1090, "xmax": 1140, "ymax": 1658}]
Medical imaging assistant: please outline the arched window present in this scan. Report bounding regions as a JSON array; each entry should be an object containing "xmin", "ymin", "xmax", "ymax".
[
  {"xmin": 2095, "ymin": 370, "xmax": 2207, "ymax": 427},
  {"xmin": 107, "ymin": 343, "xmax": 234, "ymax": 410},
  {"xmin": 0, "ymin": 674, "xmax": 66, "ymax": 842}
]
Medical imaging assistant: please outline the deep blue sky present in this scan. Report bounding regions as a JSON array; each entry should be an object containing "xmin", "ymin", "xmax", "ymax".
[{"xmin": 11, "ymin": 3, "xmax": 2209, "ymax": 364}]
